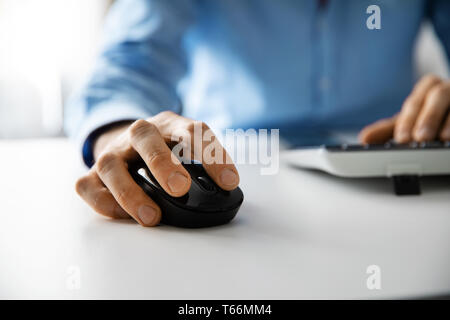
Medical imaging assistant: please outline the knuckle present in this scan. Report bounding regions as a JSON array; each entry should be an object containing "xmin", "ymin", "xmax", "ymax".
[
  {"xmin": 426, "ymin": 85, "xmax": 448, "ymax": 104},
  {"xmin": 159, "ymin": 110, "xmax": 177, "ymax": 118},
  {"xmin": 400, "ymin": 100, "xmax": 420, "ymax": 119},
  {"xmin": 423, "ymin": 74, "xmax": 441, "ymax": 84},
  {"xmin": 403, "ymin": 96, "xmax": 420, "ymax": 110},
  {"xmin": 115, "ymin": 187, "xmax": 135, "ymax": 206},
  {"xmin": 186, "ymin": 120, "xmax": 210, "ymax": 134},
  {"xmin": 431, "ymin": 83, "xmax": 446, "ymax": 95},
  {"xmin": 395, "ymin": 121, "xmax": 409, "ymax": 133},
  {"xmin": 93, "ymin": 189, "xmax": 111, "ymax": 210},
  {"xmin": 185, "ymin": 121, "xmax": 196, "ymax": 134},
  {"xmin": 200, "ymin": 121, "xmax": 210, "ymax": 131},
  {"xmin": 129, "ymin": 119, "xmax": 158, "ymax": 139},
  {"xmin": 96, "ymin": 152, "xmax": 118, "ymax": 175},
  {"xmin": 75, "ymin": 175, "xmax": 91, "ymax": 195},
  {"xmin": 146, "ymin": 147, "xmax": 169, "ymax": 166}
]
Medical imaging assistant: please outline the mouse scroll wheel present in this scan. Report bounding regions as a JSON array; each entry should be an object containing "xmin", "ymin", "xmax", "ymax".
[{"xmin": 197, "ymin": 176, "xmax": 217, "ymax": 192}]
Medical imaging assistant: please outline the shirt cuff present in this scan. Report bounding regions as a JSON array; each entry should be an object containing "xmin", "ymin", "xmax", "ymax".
[{"xmin": 75, "ymin": 101, "xmax": 152, "ymax": 167}]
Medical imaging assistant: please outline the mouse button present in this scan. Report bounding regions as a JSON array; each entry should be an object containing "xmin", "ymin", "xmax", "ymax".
[
  {"xmin": 214, "ymin": 187, "xmax": 243, "ymax": 210},
  {"xmin": 183, "ymin": 163, "xmax": 209, "ymax": 179},
  {"xmin": 229, "ymin": 187, "xmax": 244, "ymax": 205},
  {"xmin": 197, "ymin": 176, "xmax": 217, "ymax": 192},
  {"xmin": 180, "ymin": 184, "xmax": 221, "ymax": 210},
  {"xmin": 189, "ymin": 188, "xmax": 239, "ymax": 211},
  {"xmin": 137, "ymin": 168, "xmax": 162, "ymax": 189},
  {"xmin": 182, "ymin": 182, "xmax": 209, "ymax": 205},
  {"xmin": 172, "ymin": 193, "xmax": 189, "ymax": 204}
]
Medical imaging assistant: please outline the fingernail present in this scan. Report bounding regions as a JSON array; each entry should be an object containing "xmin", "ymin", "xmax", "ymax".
[
  {"xmin": 220, "ymin": 168, "xmax": 238, "ymax": 186},
  {"xmin": 138, "ymin": 205, "xmax": 158, "ymax": 226},
  {"xmin": 167, "ymin": 171, "xmax": 189, "ymax": 193},
  {"xmin": 416, "ymin": 127, "xmax": 433, "ymax": 141},
  {"xmin": 396, "ymin": 131, "xmax": 410, "ymax": 143}
]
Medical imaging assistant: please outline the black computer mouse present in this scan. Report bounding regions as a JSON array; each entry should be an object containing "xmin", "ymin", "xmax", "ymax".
[{"xmin": 129, "ymin": 160, "xmax": 244, "ymax": 228}]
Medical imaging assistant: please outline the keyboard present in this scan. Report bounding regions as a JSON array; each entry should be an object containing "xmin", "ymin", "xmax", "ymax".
[{"xmin": 282, "ymin": 141, "xmax": 450, "ymax": 178}]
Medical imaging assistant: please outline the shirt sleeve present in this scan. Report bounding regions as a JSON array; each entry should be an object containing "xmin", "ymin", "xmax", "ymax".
[
  {"xmin": 427, "ymin": 0, "xmax": 450, "ymax": 61},
  {"xmin": 64, "ymin": 0, "xmax": 196, "ymax": 167}
]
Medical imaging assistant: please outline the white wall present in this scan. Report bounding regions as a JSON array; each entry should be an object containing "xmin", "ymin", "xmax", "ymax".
[
  {"xmin": 0, "ymin": 0, "xmax": 110, "ymax": 138},
  {"xmin": 414, "ymin": 22, "xmax": 450, "ymax": 79}
]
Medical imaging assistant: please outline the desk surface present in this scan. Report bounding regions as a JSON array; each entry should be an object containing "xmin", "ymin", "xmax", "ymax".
[{"xmin": 0, "ymin": 138, "xmax": 449, "ymax": 299}]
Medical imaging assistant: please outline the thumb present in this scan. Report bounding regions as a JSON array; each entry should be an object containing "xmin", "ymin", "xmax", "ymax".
[{"xmin": 358, "ymin": 115, "xmax": 397, "ymax": 144}]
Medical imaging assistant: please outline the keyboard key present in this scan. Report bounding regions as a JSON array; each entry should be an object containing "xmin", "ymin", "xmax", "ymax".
[
  {"xmin": 324, "ymin": 141, "xmax": 446, "ymax": 152},
  {"xmin": 419, "ymin": 141, "xmax": 444, "ymax": 149}
]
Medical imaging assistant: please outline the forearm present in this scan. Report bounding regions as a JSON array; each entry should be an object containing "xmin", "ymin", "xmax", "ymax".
[{"xmin": 66, "ymin": 0, "xmax": 194, "ymax": 166}]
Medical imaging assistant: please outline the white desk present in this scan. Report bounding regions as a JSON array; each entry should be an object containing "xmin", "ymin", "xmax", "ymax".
[{"xmin": 0, "ymin": 138, "xmax": 449, "ymax": 299}]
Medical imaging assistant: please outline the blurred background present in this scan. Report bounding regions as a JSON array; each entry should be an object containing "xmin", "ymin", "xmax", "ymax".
[
  {"xmin": 0, "ymin": 0, "xmax": 112, "ymax": 138},
  {"xmin": 0, "ymin": 0, "xmax": 449, "ymax": 139}
]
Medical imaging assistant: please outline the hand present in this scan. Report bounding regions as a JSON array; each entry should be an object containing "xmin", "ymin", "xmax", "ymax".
[
  {"xmin": 359, "ymin": 74, "xmax": 450, "ymax": 144},
  {"xmin": 75, "ymin": 111, "xmax": 240, "ymax": 227}
]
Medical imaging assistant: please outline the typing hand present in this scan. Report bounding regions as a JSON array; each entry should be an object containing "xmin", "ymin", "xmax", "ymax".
[
  {"xmin": 359, "ymin": 74, "xmax": 450, "ymax": 144},
  {"xmin": 75, "ymin": 111, "xmax": 239, "ymax": 227}
]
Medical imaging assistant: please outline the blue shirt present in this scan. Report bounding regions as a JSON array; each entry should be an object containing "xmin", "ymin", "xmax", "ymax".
[{"xmin": 65, "ymin": 0, "xmax": 450, "ymax": 166}]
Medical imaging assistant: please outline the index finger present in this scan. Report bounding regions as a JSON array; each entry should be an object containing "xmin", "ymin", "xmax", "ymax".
[{"xmin": 128, "ymin": 119, "xmax": 192, "ymax": 197}]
